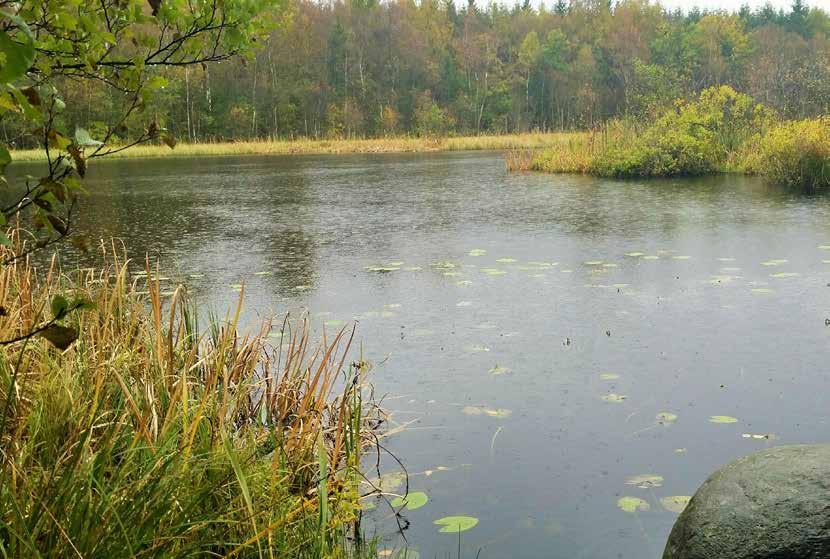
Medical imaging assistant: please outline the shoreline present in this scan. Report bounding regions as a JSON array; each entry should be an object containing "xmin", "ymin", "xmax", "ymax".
[{"xmin": 11, "ymin": 132, "xmax": 586, "ymax": 161}]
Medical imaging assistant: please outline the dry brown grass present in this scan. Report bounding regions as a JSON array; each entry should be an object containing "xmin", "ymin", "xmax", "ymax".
[{"xmin": 10, "ymin": 132, "xmax": 588, "ymax": 161}]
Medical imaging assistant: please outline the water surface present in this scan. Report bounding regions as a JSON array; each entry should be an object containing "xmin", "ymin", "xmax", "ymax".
[{"xmin": 43, "ymin": 152, "xmax": 830, "ymax": 558}]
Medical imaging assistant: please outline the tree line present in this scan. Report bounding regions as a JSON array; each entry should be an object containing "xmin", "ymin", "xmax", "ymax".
[{"xmin": 9, "ymin": 0, "xmax": 830, "ymax": 145}]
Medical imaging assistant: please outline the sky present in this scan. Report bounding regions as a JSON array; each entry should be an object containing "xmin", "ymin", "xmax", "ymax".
[{"xmin": 656, "ymin": 0, "xmax": 830, "ymax": 10}]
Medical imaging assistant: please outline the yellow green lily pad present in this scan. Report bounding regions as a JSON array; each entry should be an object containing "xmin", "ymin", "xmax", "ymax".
[
  {"xmin": 626, "ymin": 474, "xmax": 664, "ymax": 489},
  {"xmin": 709, "ymin": 415, "xmax": 738, "ymax": 424},
  {"xmin": 660, "ymin": 496, "xmax": 691, "ymax": 513},
  {"xmin": 617, "ymin": 496, "xmax": 650, "ymax": 513},
  {"xmin": 391, "ymin": 491, "xmax": 429, "ymax": 511},
  {"xmin": 434, "ymin": 516, "xmax": 479, "ymax": 533}
]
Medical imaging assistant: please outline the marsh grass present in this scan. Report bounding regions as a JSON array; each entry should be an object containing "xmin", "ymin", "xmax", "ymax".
[
  {"xmin": 506, "ymin": 128, "xmax": 612, "ymax": 173},
  {"xmin": 10, "ymin": 133, "xmax": 587, "ymax": 161},
  {"xmin": 0, "ymin": 241, "xmax": 382, "ymax": 558}
]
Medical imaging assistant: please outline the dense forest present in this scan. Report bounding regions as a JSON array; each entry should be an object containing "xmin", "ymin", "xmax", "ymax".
[{"xmin": 15, "ymin": 0, "xmax": 830, "ymax": 144}]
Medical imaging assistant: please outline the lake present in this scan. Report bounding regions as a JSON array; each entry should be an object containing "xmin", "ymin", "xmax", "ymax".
[{"xmin": 54, "ymin": 151, "xmax": 830, "ymax": 558}]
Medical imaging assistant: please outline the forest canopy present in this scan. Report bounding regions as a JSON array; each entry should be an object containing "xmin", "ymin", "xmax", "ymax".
[{"xmin": 5, "ymin": 0, "xmax": 830, "ymax": 145}]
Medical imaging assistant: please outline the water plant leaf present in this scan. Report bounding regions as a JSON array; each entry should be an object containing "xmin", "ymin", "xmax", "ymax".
[
  {"xmin": 626, "ymin": 474, "xmax": 664, "ymax": 489},
  {"xmin": 672, "ymin": 255, "xmax": 691, "ymax": 260},
  {"xmin": 367, "ymin": 266, "xmax": 399, "ymax": 273},
  {"xmin": 751, "ymin": 288, "xmax": 774, "ymax": 294},
  {"xmin": 489, "ymin": 365, "xmax": 511, "ymax": 376},
  {"xmin": 481, "ymin": 268, "xmax": 506, "ymax": 276},
  {"xmin": 463, "ymin": 406, "xmax": 512, "ymax": 418},
  {"xmin": 660, "ymin": 496, "xmax": 691, "ymax": 513},
  {"xmin": 496, "ymin": 258, "xmax": 516, "ymax": 263},
  {"xmin": 709, "ymin": 415, "xmax": 738, "ymax": 424},
  {"xmin": 599, "ymin": 373, "xmax": 620, "ymax": 380},
  {"xmin": 617, "ymin": 497, "xmax": 650, "ymax": 513},
  {"xmin": 601, "ymin": 393, "xmax": 627, "ymax": 402},
  {"xmin": 434, "ymin": 516, "xmax": 479, "ymax": 533},
  {"xmin": 642, "ymin": 255, "xmax": 659, "ymax": 260},
  {"xmin": 761, "ymin": 259, "xmax": 788, "ymax": 266},
  {"xmin": 742, "ymin": 433, "xmax": 778, "ymax": 440},
  {"xmin": 584, "ymin": 260, "xmax": 604, "ymax": 266},
  {"xmin": 625, "ymin": 252, "xmax": 644, "ymax": 257},
  {"xmin": 468, "ymin": 249, "xmax": 486, "ymax": 256},
  {"xmin": 391, "ymin": 491, "xmax": 428, "ymax": 511},
  {"xmin": 769, "ymin": 272, "xmax": 799, "ymax": 278},
  {"xmin": 466, "ymin": 344, "xmax": 490, "ymax": 352},
  {"xmin": 656, "ymin": 412, "xmax": 678, "ymax": 424}
]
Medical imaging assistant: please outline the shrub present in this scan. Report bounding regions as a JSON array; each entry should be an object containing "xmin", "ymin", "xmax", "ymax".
[
  {"xmin": 744, "ymin": 117, "xmax": 830, "ymax": 190},
  {"xmin": 590, "ymin": 86, "xmax": 775, "ymax": 178}
]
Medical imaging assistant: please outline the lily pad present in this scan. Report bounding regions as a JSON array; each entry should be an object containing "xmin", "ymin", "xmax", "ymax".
[
  {"xmin": 656, "ymin": 412, "xmax": 678, "ymax": 424},
  {"xmin": 742, "ymin": 433, "xmax": 778, "ymax": 440},
  {"xmin": 626, "ymin": 474, "xmax": 664, "ymax": 488},
  {"xmin": 660, "ymin": 495, "xmax": 691, "ymax": 513},
  {"xmin": 481, "ymin": 268, "xmax": 507, "ymax": 276},
  {"xmin": 434, "ymin": 516, "xmax": 479, "ymax": 533},
  {"xmin": 462, "ymin": 406, "xmax": 512, "ymax": 418},
  {"xmin": 391, "ymin": 491, "xmax": 429, "ymax": 511},
  {"xmin": 617, "ymin": 496, "xmax": 650, "ymax": 513},
  {"xmin": 710, "ymin": 415, "xmax": 738, "ymax": 424}
]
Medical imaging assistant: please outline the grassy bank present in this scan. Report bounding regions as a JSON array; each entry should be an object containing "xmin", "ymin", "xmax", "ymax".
[
  {"xmin": 11, "ymin": 132, "xmax": 586, "ymax": 161},
  {"xmin": 514, "ymin": 87, "xmax": 830, "ymax": 190},
  {"xmin": 0, "ymin": 241, "xmax": 382, "ymax": 557}
]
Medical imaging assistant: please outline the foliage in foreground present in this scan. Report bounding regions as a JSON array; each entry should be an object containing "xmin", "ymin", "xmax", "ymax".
[
  {"xmin": 521, "ymin": 86, "xmax": 829, "ymax": 190},
  {"xmin": 0, "ymin": 246, "xmax": 380, "ymax": 558}
]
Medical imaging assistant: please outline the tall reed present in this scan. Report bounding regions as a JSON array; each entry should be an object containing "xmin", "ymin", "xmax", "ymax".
[{"xmin": 0, "ymin": 244, "xmax": 380, "ymax": 558}]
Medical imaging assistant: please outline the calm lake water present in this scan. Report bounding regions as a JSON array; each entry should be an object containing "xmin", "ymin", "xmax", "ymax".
[{"xmin": 42, "ymin": 152, "xmax": 830, "ymax": 558}]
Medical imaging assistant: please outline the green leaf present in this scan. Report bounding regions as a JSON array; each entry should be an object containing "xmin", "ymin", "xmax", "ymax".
[
  {"xmin": 433, "ymin": 515, "xmax": 479, "ymax": 533},
  {"xmin": 39, "ymin": 324, "xmax": 78, "ymax": 350},
  {"xmin": 391, "ymin": 491, "xmax": 429, "ymax": 511},
  {"xmin": 0, "ymin": 143, "xmax": 10, "ymax": 174},
  {"xmin": 74, "ymin": 128, "xmax": 103, "ymax": 147},
  {"xmin": 0, "ymin": 13, "xmax": 35, "ymax": 83},
  {"xmin": 51, "ymin": 294, "xmax": 69, "ymax": 320}
]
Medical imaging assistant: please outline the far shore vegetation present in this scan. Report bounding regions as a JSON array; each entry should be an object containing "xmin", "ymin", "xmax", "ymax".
[
  {"xmin": 509, "ymin": 86, "xmax": 830, "ymax": 190},
  {"xmin": 9, "ymin": 132, "xmax": 586, "ymax": 161}
]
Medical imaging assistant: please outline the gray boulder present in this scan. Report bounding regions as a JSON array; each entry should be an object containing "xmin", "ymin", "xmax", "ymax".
[{"xmin": 663, "ymin": 444, "xmax": 830, "ymax": 559}]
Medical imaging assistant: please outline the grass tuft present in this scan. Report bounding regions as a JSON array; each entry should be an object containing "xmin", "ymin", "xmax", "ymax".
[{"xmin": 0, "ymin": 242, "xmax": 382, "ymax": 558}]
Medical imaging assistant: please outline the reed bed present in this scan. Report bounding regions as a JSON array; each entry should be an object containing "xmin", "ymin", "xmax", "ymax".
[
  {"xmin": 0, "ymin": 242, "xmax": 382, "ymax": 558},
  {"xmin": 10, "ymin": 132, "xmax": 587, "ymax": 161},
  {"xmin": 506, "ymin": 128, "xmax": 612, "ymax": 173}
]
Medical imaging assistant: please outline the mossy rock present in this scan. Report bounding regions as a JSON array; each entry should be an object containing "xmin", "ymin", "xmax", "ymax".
[{"xmin": 663, "ymin": 444, "xmax": 830, "ymax": 559}]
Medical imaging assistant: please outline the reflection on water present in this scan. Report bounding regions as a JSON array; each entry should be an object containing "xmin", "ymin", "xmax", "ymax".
[{"xmin": 21, "ymin": 151, "xmax": 830, "ymax": 558}]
